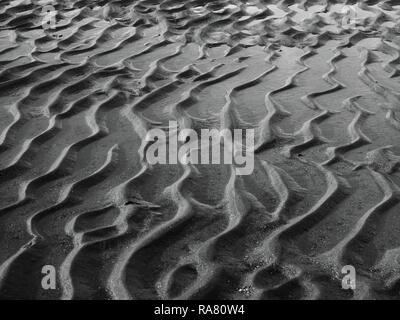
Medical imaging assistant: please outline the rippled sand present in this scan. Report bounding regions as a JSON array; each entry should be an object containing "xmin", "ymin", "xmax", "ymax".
[{"xmin": 0, "ymin": 0, "xmax": 400, "ymax": 300}]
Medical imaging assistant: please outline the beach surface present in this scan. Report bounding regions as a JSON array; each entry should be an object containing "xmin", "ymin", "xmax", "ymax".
[{"xmin": 0, "ymin": 0, "xmax": 400, "ymax": 299}]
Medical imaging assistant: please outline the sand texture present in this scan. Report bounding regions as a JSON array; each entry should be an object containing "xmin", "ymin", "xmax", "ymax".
[{"xmin": 0, "ymin": 0, "xmax": 400, "ymax": 300}]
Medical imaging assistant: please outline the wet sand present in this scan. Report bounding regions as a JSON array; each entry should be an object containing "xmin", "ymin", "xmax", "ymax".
[{"xmin": 0, "ymin": 0, "xmax": 400, "ymax": 300}]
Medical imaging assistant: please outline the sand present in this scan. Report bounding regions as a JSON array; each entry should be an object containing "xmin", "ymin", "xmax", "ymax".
[{"xmin": 0, "ymin": 0, "xmax": 400, "ymax": 300}]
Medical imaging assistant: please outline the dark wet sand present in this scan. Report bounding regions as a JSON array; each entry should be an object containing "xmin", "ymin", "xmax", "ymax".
[{"xmin": 0, "ymin": 0, "xmax": 400, "ymax": 300}]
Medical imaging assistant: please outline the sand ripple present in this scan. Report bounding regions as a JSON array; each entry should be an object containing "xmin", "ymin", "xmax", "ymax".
[{"xmin": 0, "ymin": 0, "xmax": 400, "ymax": 299}]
